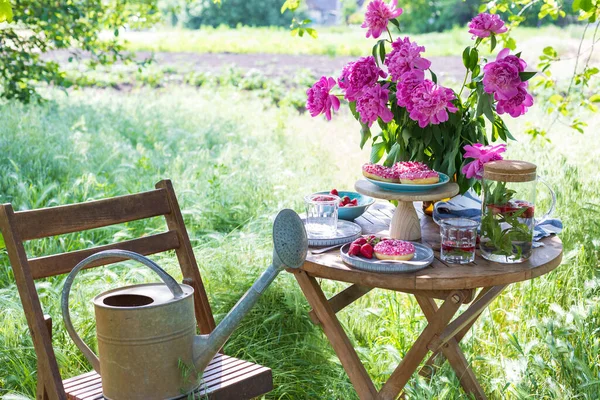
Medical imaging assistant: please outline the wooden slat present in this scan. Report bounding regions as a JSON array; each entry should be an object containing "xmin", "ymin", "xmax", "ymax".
[
  {"xmin": 308, "ymin": 284, "xmax": 373, "ymax": 325},
  {"xmin": 202, "ymin": 362, "xmax": 262, "ymax": 386},
  {"xmin": 203, "ymin": 358, "xmax": 246, "ymax": 377},
  {"xmin": 28, "ymin": 231, "xmax": 180, "ymax": 279},
  {"xmin": 63, "ymin": 371, "xmax": 97, "ymax": 386},
  {"xmin": 206, "ymin": 367, "xmax": 272, "ymax": 400},
  {"xmin": 64, "ymin": 375, "xmax": 101, "ymax": 392},
  {"xmin": 63, "ymin": 355, "xmax": 272, "ymax": 400},
  {"xmin": 13, "ymin": 188, "xmax": 170, "ymax": 241},
  {"xmin": 294, "ymin": 270, "xmax": 378, "ymax": 399},
  {"xmin": 377, "ymin": 291, "xmax": 465, "ymax": 399},
  {"xmin": 198, "ymin": 366, "xmax": 273, "ymax": 399},
  {"xmin": 157, "ymin": 180, "xmax": 216, "ymax": 334},
  {"xmin": 415, "ymin": 295, "xmax": 487, "ymax": 400},
  {"xmin": 0, "ymin": 204, "xmax": 67, "ymax": 400}
]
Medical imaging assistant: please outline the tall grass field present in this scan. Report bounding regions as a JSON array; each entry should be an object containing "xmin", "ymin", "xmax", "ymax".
[{"xmin": 0, "ymin": 83, "xmax": 598, "ymax": 399}]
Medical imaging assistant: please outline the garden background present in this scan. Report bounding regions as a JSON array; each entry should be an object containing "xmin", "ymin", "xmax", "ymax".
[{"xmin": 0, "ymin": 0, "xmax": 599, "ymax": 399}]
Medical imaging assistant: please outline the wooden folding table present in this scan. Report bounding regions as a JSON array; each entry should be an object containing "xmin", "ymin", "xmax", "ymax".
[{"xmin": 288, "ymin": 203, "xmax": 563, "ymax": 400}]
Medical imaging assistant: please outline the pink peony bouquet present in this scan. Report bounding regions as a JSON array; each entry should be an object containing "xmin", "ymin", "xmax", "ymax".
[{"xmin": 305, "ymin": 1, "xmax": 535, "ymax": 193}]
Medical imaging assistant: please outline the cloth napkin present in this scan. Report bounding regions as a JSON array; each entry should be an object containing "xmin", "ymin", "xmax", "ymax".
[{"xmin": 433, "ymin": 189, "xmax": 562, "ymax": 246}]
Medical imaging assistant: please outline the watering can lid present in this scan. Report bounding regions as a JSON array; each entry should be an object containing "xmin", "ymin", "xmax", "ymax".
[{"xmin": 93, "ymin": 283, "xmax": 193, "ymax": 309}]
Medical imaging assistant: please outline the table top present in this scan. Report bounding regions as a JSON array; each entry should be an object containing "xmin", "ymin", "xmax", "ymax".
[
  {"xmin": 355, "ymin": 179, "xmax": 460, "ymax": 202},
  {"xmin": 300, "ymin": 202, "xmax": 563, "ymax": 291}
]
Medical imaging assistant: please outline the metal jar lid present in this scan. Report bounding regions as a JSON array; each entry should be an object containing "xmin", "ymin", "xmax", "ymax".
[{"xmin": 483, "ymin": 160, "xmax": 537, "ymax": 182}]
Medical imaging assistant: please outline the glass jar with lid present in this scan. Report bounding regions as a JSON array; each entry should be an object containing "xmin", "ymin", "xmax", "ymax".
[{"xmin": 480, "ymin": 160, "xmax": 555, "ymax": 263}]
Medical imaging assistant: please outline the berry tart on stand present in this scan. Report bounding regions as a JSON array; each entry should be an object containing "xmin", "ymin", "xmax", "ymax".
[{"xmin": 356, "ymin": 162, "xmax": 459, "ymax": 241}]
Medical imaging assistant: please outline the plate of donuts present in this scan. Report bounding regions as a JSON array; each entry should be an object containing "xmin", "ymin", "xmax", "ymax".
[
  {"xmin": 363, "ymin": 162, "xmax": 450, "ymax": 192},
  {"xmin": 340, "ymin": 237, "xmax": 434, "ymax": 273}
]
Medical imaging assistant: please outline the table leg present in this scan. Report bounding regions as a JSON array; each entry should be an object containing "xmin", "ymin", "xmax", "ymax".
[
  {"xmin": 419, "ymin": 287, "xmax": 494, "ymax": 378},
  {"xmin": 377, "ymin": 291, "xmax": 466, "ymax": 400},
  {"xmin": 415, "ymin": 295, "xmax": 487, "ymax": 400},
  {"xmin": 293, "ymin": 271, "xmax": 378, "ymax": 400},
  {"xmin": 389, "ymin": 201, "xmax": 421, "ymax": 241}
]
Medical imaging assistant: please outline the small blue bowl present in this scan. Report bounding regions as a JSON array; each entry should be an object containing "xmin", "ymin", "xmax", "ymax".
[{"xmin": 315, "ymin": 190, "xmax": 375, "ymax": 221}]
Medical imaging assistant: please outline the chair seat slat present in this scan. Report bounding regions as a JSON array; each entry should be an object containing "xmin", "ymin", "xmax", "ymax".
[{"xmin": 63, "ymin": 355, "xmax": 272, "ymax": 400}]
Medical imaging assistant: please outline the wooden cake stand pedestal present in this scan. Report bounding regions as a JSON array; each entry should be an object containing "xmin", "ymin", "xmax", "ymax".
[{"xmin": 355, "ymin": 179, "xmax": 460, "ymax": 241}]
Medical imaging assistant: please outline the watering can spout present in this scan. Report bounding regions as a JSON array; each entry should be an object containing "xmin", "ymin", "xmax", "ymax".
[{"xmin": 193, "ymin": 209, "xmax": 308, "ymax": 371}]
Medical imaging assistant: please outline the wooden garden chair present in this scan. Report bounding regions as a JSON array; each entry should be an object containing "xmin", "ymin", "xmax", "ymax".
[{"xmin": 0, "ymin": 179, "xmax": 273, "ymax": 400}]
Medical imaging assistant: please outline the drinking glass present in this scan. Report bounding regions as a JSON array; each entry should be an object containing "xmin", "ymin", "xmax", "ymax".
[
  {"xmin": 304, "ymin": 194, "xmax": 339, "ymax": 238},
  {"xmin": 440, "ymin": 218, "xmax": 479, "ymax": 264}
]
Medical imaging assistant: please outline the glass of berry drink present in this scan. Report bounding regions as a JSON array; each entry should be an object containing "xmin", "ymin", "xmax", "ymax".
[
  {"xmin": 440, "ymin": 218, "xmax": 479, "ymax": 264},
  {"xmin": 304, "ymin": 194, "xmax": 340, "ymax": 238}
]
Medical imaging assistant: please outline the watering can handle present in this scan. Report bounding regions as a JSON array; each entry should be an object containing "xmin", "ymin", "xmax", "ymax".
[{"xmin": 60, "ymin": 249, "xmax": 184, "ymax": 374}]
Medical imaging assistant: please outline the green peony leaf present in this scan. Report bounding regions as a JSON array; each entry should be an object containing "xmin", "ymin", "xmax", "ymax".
[
  {"xmin": 519, "ymin": 71, "xmax": 537, "ymax": 81},
  {"xmin": 370, "ymin": 142, "xmax": 386, "ymax": 163}
]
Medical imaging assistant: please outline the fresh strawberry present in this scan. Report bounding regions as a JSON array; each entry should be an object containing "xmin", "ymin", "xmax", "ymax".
[
  {"xmin": 360, "ymin": 243, "xmax": 374, "ymax": 259},
  {"xmin": 341, "ymin": 196, "xmax": 351, "ymax": 205},
  {"xmin": 348, "ymin": 243, "xmax": 362, "ymax": 256},
  {"xmin": 330, "ymin": 189, "xmax": 339, "ymax": 196},
  {"xmin": 353, "ymin": 237, "xmax": 367, "ymax": 246},
  {"xmin": 349, "ymin": 198, "xmax": 358, "ymax": 206}
]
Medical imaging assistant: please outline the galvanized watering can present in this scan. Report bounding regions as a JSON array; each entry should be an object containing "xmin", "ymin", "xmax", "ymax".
[{"xmin": 61, "ymin": 209, "xmax": 308, "ymax": 400}]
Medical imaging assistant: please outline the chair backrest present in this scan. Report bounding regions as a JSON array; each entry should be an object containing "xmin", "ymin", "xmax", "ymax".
[{"xmin": 0, "ymin": 179, "xmax": 215, "ymax": 400}]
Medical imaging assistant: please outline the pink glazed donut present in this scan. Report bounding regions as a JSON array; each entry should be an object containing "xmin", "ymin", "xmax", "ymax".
[
  {"xmin": 362, "ymin": 163, "xmax": 399, "ymax": 183},
  {"xmin": 374, "ymin": 239, "xmax": 416, "ymax": 261},
  {"xmin": 393, "ymin": 161, "xmax": 439, "ymax": 184}
]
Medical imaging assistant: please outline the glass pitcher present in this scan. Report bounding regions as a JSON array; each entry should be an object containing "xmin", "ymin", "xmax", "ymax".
[{"xmin": 480, "ymin": 160, "xmax": 556, "ymax": 263}]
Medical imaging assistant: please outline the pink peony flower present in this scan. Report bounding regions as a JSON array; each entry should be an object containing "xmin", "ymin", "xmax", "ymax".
[
  {"xmin": 461, "ymin": 143, "xmax": 507, "ymax": 179},
  {"xmin": 306, "ymin": 76, "xmax": 341, "ymax": 120},
  {"xmin": 468, "ymin": 13, "xmax": 508, "ymax": 39},
  {"xmin": 495, "ymin": 47, "xmax": 527, "ymax": 73},
  {"xmin": 355, "ymin": 84, "xmax": 394, "ymax": 127},
  {"xmin": 338, "ymin": 56, "xmax": 386, "ymax": 102},
  {"xmin": 483, "ymin": 56, "xmax": 522, "ymax": 101},
  {"xmin": 406, "ymin": 80, "xmax": 458, "ymax": 128},
  {"xmin": 361, "ymin": 0, "xmax": 403, "ymax": 39},
  {"xmin": 396, "ymin": 70, "xmax": 425, "ymax": 110},
  {"xmin": 384, "ymin": 37, "xmax": 432, "ymax": 82},
  {"xmin": 496, "ymin": 83, "xmax": 534, "ymax": 117}
]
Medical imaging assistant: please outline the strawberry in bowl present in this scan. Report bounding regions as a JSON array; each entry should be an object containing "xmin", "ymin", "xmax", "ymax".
[{"xmin": 315, "ymin": 189, "xmax": 375, "ymax": 221}]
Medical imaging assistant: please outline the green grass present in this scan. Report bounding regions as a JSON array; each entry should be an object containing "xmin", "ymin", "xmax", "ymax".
[
  {"xmin": 0, "ymin": 85, "xmax": 599, "ymax": 399},
  {"xmin": 121, "ymin": 24, "xmax": 590, "ymax": 58}
]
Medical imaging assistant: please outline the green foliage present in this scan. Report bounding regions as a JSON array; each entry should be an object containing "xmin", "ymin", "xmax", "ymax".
[
  {"xmin": 0, "ymin": 87, "xmax": 599, "ymax": 399},
  {"xmin": 182, "ymin": 0, "xmax": 297, "ymax": 28},
  {"xmin": 0, "ymin": 0, "xmax": 13, "ymax": 22},
  {"xmin": 398, "ymin": 0, "xmax": 480, "ymax": 33},
  {"xmin": 484, "ymin": 0, "xmax": 600, "ymax": 139},
  {"xmin": 0, "ymin": 1, "xmax": 159, "ymax": 103}
]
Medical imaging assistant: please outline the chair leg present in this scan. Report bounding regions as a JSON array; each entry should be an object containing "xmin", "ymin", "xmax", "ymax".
[{"xmin": 37, "ymin": 315, "xmax": 53, "ymax": 400}]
